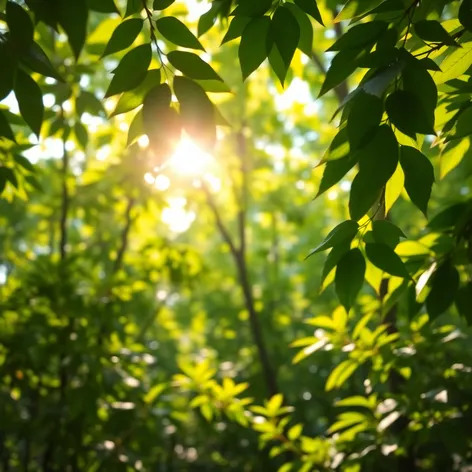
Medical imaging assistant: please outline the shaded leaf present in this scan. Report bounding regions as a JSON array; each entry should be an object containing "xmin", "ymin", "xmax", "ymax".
[
  {"xmin": 285, "ymin": 3, "xmax": 313, "ymax": 57},
  {"xmin": 365, "ymin": 243, "xmax": 409, "ymax": 278},
  {"xmin": 294, "ymin": 0, "xmax": 323, "ymax": 25},
  {"xmin": 167, "ymin": 51, "xmax": 223, "ymax": 81},
  {"xmin": 271, "ymin": 6, "xmax": 300, "ymax": 71},
  {"xmin": 153, "ymin": 0, "xmax": 175, "ymax": 9},
  {"xmin": 0, "ymin": 110, "xmax": 15, "ymax": 142},
  {"xmin": 156, "ymin": 17, "xmax": 205, "ymax": 51},
  {"xmin": 426, "ymin": 260, "xmax": 460, "ymax": 318},
  {"xmin": 316, "ymin": 154, "xmax": 357, "ymax": 198},
  {"xmin": 14, "ymin": 70, "xmax": 44, "ymax": 137},
  {"xmin": 102, "ymin": 18, "xmax": 144, "ymax": 57},
  {"xmin": 308, "ymin": 220, "xmax": 359, "ymax": 257},
  {"xmin": 58, "ymin": 0, "xmax": 88, "ymax": 60},
  {"xmin": 231, "ymin": 0, "xmax": 272, "ymax": 17},
  {"xmin": 125, "ymin": 0, "xmax": 141, "ymax": 17},
  {"xmin": 328, "ymin": 21, "xmax": 387, "ymax": 52},
  {"xmin": 6, "ymin": 1, "xmax": 34, "ymax": 54},
  {"xmin": 335, "ymin": 248, "xmax": 366, "ymax": 312},
  {"xmin": 221, "ymin": 16, "xmax": 251, "ymax": 44},
  {"xmin": 372, "ymin": 220, "xmax": 406, "ymax": 248},
  {"xmin": 239, "ymin": 17, "xmax": 271, "ymax": 81},
  {"xmin": 326, "ymin": 360, "xmax": 360, "ymax": 391},
  {"xmin": 455, "ymin": 282, "xmax": 472, "ymax": 324},
  {"xmin": 414, "ymin": 20, "xmax": 457, "ymax": 46}
]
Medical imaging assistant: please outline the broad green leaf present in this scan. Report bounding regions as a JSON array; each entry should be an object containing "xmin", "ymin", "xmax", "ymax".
[
  {"xmin": 426, "ymin": 261, "xmax": 460, "ymax": 318},
  {"xmin": 288, "ymin": 424, "xmax": 303, "ymax": 441},
  {"xmin": 231, "ymin": 0, "xmax": 272, "ymax": 17},
  {"xmin": 358, "ymin": 48, "xmax": 398, "ymax": 69},
  {"xmin": 386, "ymin": 90, "xmax": 435, "ymax": 137},
  {"xmin": 13, "ymin": 154, "xmax": 34, "ymax": 172},
  {"xmin": 456, "ymin": 282, "xmax": 472, "ymax": 324},
  {"xmin": 271, "ymin": 6, "xmax": 300, "ymax": 71},
  {"xmin": 385, "ymin": 163, "xmax": 405, "ymax": 214},
  {"xmin": 372, "ymin": 220, "xmax": 406, "ymax": 248},
  {"xmin": 14, "ymin": 70, "xmax": 44, "ymax": 137},
  {"xmin": 144, "ymin": 383, "xmax": 167, "ymax": 403},
  {"xmin": 0, "ymin": 110, "xmax": 15, "ymax": 142},
  {"xmin": 308, "ymin": 220, "xmax": 359, "ymax": 256},
  {"xmin": 156, "ymin": 17, "xmax": 205, "ymax": 51},
  {"xmin": 0, "ymin": 43, "xmax": 16, "ymax": 101},
  {"xmin": 334, "ymin": 0, "xmax": 384, "ymax": 22},
  {"xmin": 74, "ymin": 121, "xmax": 88, "ymax": 149},
  {"xmin": 439, "ymin": 138, "xmax": 470, "ymax": 179},
  {"xmin": 22, "ymin": 42, "xmax": 64, "ymax": 82},
  {"xmin": 268, "ymin": 45, "xmax": 287, "ymax": 86},
  {"xmin": 316, "ymin": 154, "xmax": 357, "ymax": 198},
  {"xmin": 328, "ymin": 21, "xmax": 387, "ymax": 52},
  {"xmin": 349, "ymin": 125, "xmax": 398, "ymax": 220},
  {"xmin": 111, "ymin": 69, "xmax": 161, "ymax": 116},
  {"xmin": 432, "ymin": 33, "xmax": 472, "ymax": 84},
  {"xmin": 419, "ymin": 57, "xmax": 441, "ymax": 71},
  {"xmin": 322, "ymin": 127, "xmax": 350, "ymax": 163},
  {"xmin": 221, "ymin": 16, "xmax": 251, "ymax": 44},
  {"xmin": 125, "ymin": 0, "xmax": 142, "ymax": 17},
  {"xmin": 414, "ymin": 20, "xmax": 457, "ymax": 46},
  {"xmin": 347, "ymin": 91, "xmax": 383, "ymax": 150},
  {"xmin": 198, "ymin": 2, "xmax": 221, "ymax": 37},
  {"xmin": 335, "ymin": 248, "xmax": 366, "ymax": 312},
  {"xmin": 365, "ymin": 243, "xmax": 409, "ymax": 278},
  {"xmin": 153, "ymin": 0, "xmax": 175, "ymax": 9},
  {"xmin": 102, "ymin": 19, "xmax": 144, "ymax": 57},
  {"xmin": 326, "ymin": 359, "xmax": 359, "ymax": 391},
  {"xmin": 195, "ymin": 79, "xmax": 232, "ymax": 93},
  {"xmin": 285, "ymin": 3, "xmax": 313, "ymax": 57},
  {"xmin": 399, "ymin": 146, "xmax": 434, "ymax": 217},
  {"xmin": 174, "ymin": 76, "xmax": 216, "ymax": 150},
  {"xmin": 105, "ymin": 44, "xmax": 152, "ymax": 97},
  {"xmin": 459, "ymin": 0, "xmax": 472, "ymax": 32},
  {"xmin": 335, "ymin": 395, "xmax": 374, "ymax": 409},
  {"xmin": 320, "ymin": 241, "xmax": 351, "ymax": 289},
  {"xmin": 445, "ymin": 107, "xmax": 472, "ymax": 141},
  {"xmin": 58, "ymin": 0, "xmax": 88, "ymax": 60},
  {"xmin": 76, "ymin": 91, "xmax": 106, "ymax": 117},
  {"xmin": 126, "ymin": 109, "xmax": 144, "ymax": 147},
  {"xmin": 142, "ymin": 83, "xmax": 172, "ymax": 139},
  {"xmin": 427, "ymin": 202, "xmax": 469, "ymax": 230},
  {"xmin": 167, "ymin": 51, "xmax": 223, "ymax": 81},
  {"xmin": 6, "ymin": 1, "xmax": 34, "ymax": 54},
  {"xmin": 87, "ymin": 0, "xmax": 119, "ymax": 13},
  {"xmin": 294, "ymin": 0, "xmax": 324, "ymax": 25},
  {"xmin": 239, "ymin": 17, "xmax": 271, "ymax": 81}
]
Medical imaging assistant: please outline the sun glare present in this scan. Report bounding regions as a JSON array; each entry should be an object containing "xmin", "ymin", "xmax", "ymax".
[{"xmin": 169, "ymin": 135, "xmax": 214, "ymax": 176}]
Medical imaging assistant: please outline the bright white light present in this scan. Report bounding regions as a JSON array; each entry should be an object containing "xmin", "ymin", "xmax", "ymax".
[
  {"xmin": 144, "ymin": 172, "xmax": 155, "ymax": 185},
  {"xmin": 169, "ymin": 135, "xmax": 213, "ymax": 176},
  {"xmin": 327, "ymin": 190, "xmax": 338, "ymax": 201},
  {"xmin": 155, "ymin": 174, "xmax": 170, "ymax": 191},
  {"xmin": 161, "ymin": 197, "xmax": 196, "ymax": 233},
  {"xmin": 138, "ymin": 135, "xmax": 149, "ymax": 148}
]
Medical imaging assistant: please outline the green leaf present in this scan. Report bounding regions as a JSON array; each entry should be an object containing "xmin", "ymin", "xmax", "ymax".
[
  {"xmin": 445, "ymin": 107, "xmax": 472, "ymax": 141},
  {"xmin": 76, "ymin": 91, "xmax": 106, "ymax": 117},
  {"xmin": 414, "ymin": 20, "xmax": 457, "ymax": 46},
  {"xmin": 239, "ymin": 17, "xmax": 271, "ymax": 81},
  {"xmin": 0, "ymin": 110, "xmax": 15, "ymax": 142},
  {"xmin": 271, "ymin": 6, "xmax": 300, "ymax": 71},
  {"xmin": 57, "ymin": 0, "xmax": 88, "ymax": 60},
  {"xmin": 365, "ymin": 243, "xmax": 409, "ymax": 278},
  {"xmin": 13, "ymin": 154, "xmax": 34, "ymax": 173},
  {"xmin": 308, "ymin": 220, "xmax": 359, "ymax": 256},
  {"xmin": 154, "ymin": 0, "xmax": 175, "ymax": 9},
  {"xmin": 322, "ymin": 127, "xmax": 350, "ymax": 162},
  {"xmin": 111, "ymin": 69, "xmax": 161, "ymax": 116},
  {"xmin": 268, "ymin": 45, "xmax": 287, "ymax": 86},
  {"xmin": 174, "ymin": 76, "xmax": 216, "ymax": 150},
  {"xmin": 399, "ymin": 146, "xmax": 434, "ymax": 217},
  {"xmin": 459, "ymin": 0, "xmax": 472, "ymax": 32},
  {"xmin": 0, "ymin": 43, "xmax": 16, "ymax": 101},
  {"xmin": 294, "ymin": 0, "xmax": 323, "ymax": 25},
  {"xmin": 349, "ymin": 125, "xmax": 398, "ymax": 220},
  {"xmin": 6, "ymin": 1, "xmax": 34, "ymax": 54},
  {"xmin": 125, "ymin": 0, "xmax": 142, "ymax": 17},
  {"xmin": 87, "ymin": 0, "xmax": 119, "ymax": 13},
  {"xmin": 14, "ymin": 70, "xmax": 44, "ymax": 137},
  {"xmin": 231, "ymin": 0, "xmax": 272, "ymax": 17},
  {"xmin": 74, "ymin": 121, "xmax": 88, "ymax": 149},
  {"xmin": 347, "ymin": 91, "xmax": 383, "ymax": 150},
  {"xmin": 320, "ymin": 241, "xmax": 351, "ymax": 288},
  {"xmin": 372, "ymin": 220, "xmax": 406, "ymax": 248},
  {"xmin": 105, "ymin": 44, "xmax": 152, "ymax": 98},
  {"xmin": 385, "ymin": 90, "xmax": 435, "ymax": 137},
  {"xmin": 198, "ymin": 3, "xmax": 221, "ymax": 37},
  {"xmin": 428, "ymin": 202, "xmax": 469, "ymax": 231},
  {"xmin": 335, "ymin": 248, "xmax": 366, "ymax": 312},
  {"xmin": 156, "ymin": 17, "xmax": 205, "ymax": 51},
  {"xmin": 142, "ymin": 83, "xmax": 172, "ymax": 131},
  {"xmin": 288, "ymin": 424, "xmax": 303, "ymax": 441},
  {"xmin": 167, "ymin": 51, "xmax": 223, "ymax": 81},
  {"xmin": 327, "ymin": 21, "xmax": 387, "ymax": 52},
  {"xmin": 21, "ymin": 42, "xmax": 65, "ymax": 82},
  {"xmin": 326, "ymin": 359, "xmax": 360, "ymax": 391},
  {"xmin": 426, "ymin": 261, "xmax": 460, "ymax": 318},
  {"xmin": 418, "ymin": 57, "xmax": 441, "ymax": 71},
  {"xmin": 334, "ymin": 0, "xmax": 384, "ymax": 22},
  {"xmin": 284, "ymin": 4, "xmax": 313, "ymax": 57},
  {"xmin": 126, "ymin": 109, "xmax": 144, "ymax": 147},
  {"xmin": 316, "ymin": 154, "xmax": 357, "ymax": 198},
  {"xmin": 456, "ymin": 282, "xmax": 472, "ymax": 324},
  {"xmin": 102, "ymin": 19, "xmax": 144, "ymax": 57},
  {"xmin": 221, "ymin": 16, "xmax": 251, "ymax": 45},
  {"xmin": 432, "ymin": 34, "xmax": 472, "ymax": 84}
]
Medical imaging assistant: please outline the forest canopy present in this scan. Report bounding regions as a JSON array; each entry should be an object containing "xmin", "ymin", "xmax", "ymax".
[{"xmin": 1, "ymin": 0, "xmax": 472, "ymax": 470}]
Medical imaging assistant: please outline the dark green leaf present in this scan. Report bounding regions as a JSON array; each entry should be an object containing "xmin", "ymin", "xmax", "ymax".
[
  {"xmin": 414, "ymin": 20, "xmax": 458, "ymax": 46},
  {"xmin": 3, "ymin": 167, "xmax": 18, "ymax": 188},
  {"xmin": 76, "ymin": 91, "xmax": 106, "ymax": 117},
  {"xmin": 127, "ymin": 109, "xmax": 144, "ymax": 147},
  {"xmin": 21, "ymin": 42, "xmax": 65, "ymax": 82},
  {"xmin": 156, "ymin": 17, "xmax": 204, "ymax": 51},
  {"xmin": 167, "ymin": 51, "xmax": 223, "ymax": 81},
  {"xmin": 6, "ymin": 1, "xmax": 34, "ymax": 54},
  {"xmin": 87, "ymin": 0, "xmax": 119, "ymax": 13},
  {"xmin": 308, "ymin": 220, "xmax": 359, "ymax": 256},
  {"xmin": 347, "ymin": 91, "xmax": 383, "ymax": 150},
  {"xmin": 284, "ymin": 4, "xmax": 313, "ymax": 57},
  {"xmin": 419, "ymin": 57, "xmax": 441, "ymax": 71},
  {"xmin": 445, "ymin": 107, "xmax": 472, "ymax": 141},
  {"xmin": 328, "ymin": 21, "xmax": 387, "ymax": 52},
  {"xmin": 456, "ymin": 282, "xmax": 472, "ymax": 324},
  {"xmin": 271, "ymin": 6, "xmax": 300, "ymax": 71},
  {"xmin": 294, "ymin": 0, "xmax": 323, "ymax": 25},
  {"xmin": 372, "ymin": 220, "xmax": 406, "ymax": 248},
  {"xmin": 102, "ymin": 19, "xmax": 144, "ymax": 57},
  {"xmin": 221, "ymin": 16, "xmax": 251, "ymax": 44},
  {"xmin": 174, "ymin": 76, "xmax": 216, "ymax": 150},
  {"xmin": 349, "ymin": 125, "xmax": 398, "ymax": 220},
  {"xmin": 153, "ymin": 0, "xmax": 175, "ymax": 9},
  {"xmin": 125, "ymin": 0, "xmax": 142, "ymax": 17},
  {"xmin": 427, "ymin": 202, "xmax": 469, "ymax": 230},
  {"xmin": 385, "ymin": 90, "xmax": 435, "ymax": 137},
  {"xmin": 111, "ymin": 69, "xmax": 161, "ymax": 116},
  {"xmin": 268, "ymin": 45, "xmax": 287, "ymax": 86},
  {"xmin": 231, "ymin": 0, "xmax": 272, "ymax": 17},
  {"xmin": 358, "ymin": 48, "xmax": 398, "ymax": 68},
  {"xmin": 426, "ymin": 261, "xmax": 460, "ymax": 318},
  {"xmin": 334, "ymin": 0, "xmax": 384, "ymax": 21},
  {"xmin": 57, "ymin": 0, "xmax": 88, "ymax": 60},
  {"xmin": 14, "ymin": 70, "xmax": 44, "ymax": 137},
  {"xmin": 335, "ymin": 248, "xmax": 366, "ymax": 312},
  {"xmin": 459, "ymin": 0, "xmax": 472, "ymax": 32},
  {"xmin": 0, "ymin": 43, "xmax": 16, "ymax": 101},
  {"xmin": 322, "ymin": 126, "xmax": 350, "ymax": 162},
  {"xmin": 365, "ymin": 243, "xmax": 409, "ymax": 277},
  {"xmin": 105, "ymin": 44, "xmax": 152, "ymax": 98},
  {"xmin": 0, "ymin": 110, "xmax": 15, "ymax": 142},
  {"xmin": 315, "ymin": 154, "xmax": 357, "ymax": 198},
  {"xmin": 13, "ymin": 154, "xmax": 34, "ymax": 172},
  {"xmin": 399, "ymin": 146, "xmax": 434, "ymax": 217},
  {"xmin": 74, "ymin": 121, "xmax": 88, "ymax": 149},
  {"xmin": 320, "ymin": 241, "xmax": 351, "ymax": 286},
  {"xmin": 239, "ymin": 17, "xmax": 271, "ymax": 81},
  {"xmin": 198, "ymin": 3, "xmax": 221, "ymax": 37}
]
